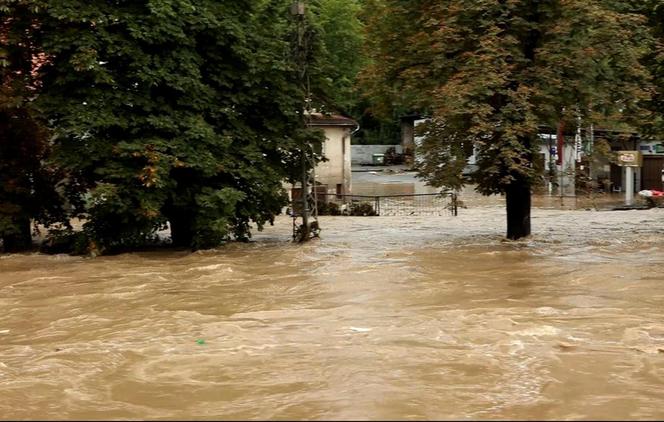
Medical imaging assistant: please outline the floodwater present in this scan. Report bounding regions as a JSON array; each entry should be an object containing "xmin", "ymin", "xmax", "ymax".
[{"xmin": 2, "ymin": 196, "xmax": 664, "ymax": 420}]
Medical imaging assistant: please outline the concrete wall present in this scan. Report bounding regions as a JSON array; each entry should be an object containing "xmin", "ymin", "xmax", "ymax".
[{"xmin": 351, "ymin": 145, "xmax": 403, "ymax": 165}]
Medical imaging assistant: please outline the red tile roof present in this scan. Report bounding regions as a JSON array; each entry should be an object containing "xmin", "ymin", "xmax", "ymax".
[{"xmin": 307, "ymin": 112, "xmax": 358, "ymax": 128}]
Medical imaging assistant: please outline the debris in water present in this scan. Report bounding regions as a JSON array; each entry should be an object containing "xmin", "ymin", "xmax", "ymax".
[
  {"xmin": 556, "ymin": 342, "xmax": 577, "ymax": 351},
  {"xmin": 196, "ymin": 339, "xmax": 206, "ymax": 345},
  {"xmin": 514, "ymin": 325, "xmax": 561, "ymax": 337},
  {"xmin": 349, "ymin": 327, "xmax": 372, "ymax": 333}
]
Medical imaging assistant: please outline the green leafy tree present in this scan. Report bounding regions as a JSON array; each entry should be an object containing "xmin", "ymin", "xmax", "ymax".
[
  {"xmin": 309, "ymin": 0, "xmax": 403, "ymax": 147},
  {"xmin": 641, "ymin": 0, "xmax": 664, "ymax": 137},
  {"xmin": 0, "ymin": 0, "xmax": 65, "ymax": 252},
  {"xmin": 317, "ymin": 0, "xmax": 366, "ymax": 114},
  {"xmin": 36, "ymin": 0, "xmax": 313, "ymax": 253},
  {"xmin": 363, "ymin": 0, "xmax": 653, "ymax": 239}
]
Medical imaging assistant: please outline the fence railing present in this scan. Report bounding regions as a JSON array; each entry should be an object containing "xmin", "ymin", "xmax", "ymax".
[{"xmin": 311, "ymin": 192, "xmax": 458, "ymax": 217}]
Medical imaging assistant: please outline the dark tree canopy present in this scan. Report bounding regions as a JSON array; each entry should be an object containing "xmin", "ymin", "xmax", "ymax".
[
  {"xmin": 34, "ymin": 0, "xmax": 316, "ymax": 253},
  {"xmin": 0, "ymin": 0, "xmax": 65, "ymax": 252},
  {"xmin": 641, "ymin": 0, "xmax": 664, "ymax": 137}
]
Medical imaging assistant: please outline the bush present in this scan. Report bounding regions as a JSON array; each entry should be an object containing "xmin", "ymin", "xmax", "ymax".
[
  {"xmin": 349, "ymin": 201, "xmax": 377, "ymax": 216},
  {"xmin": 40, "ymin": 229, "xmax": 91, "ymax": 255},
  {"xmin": 317, "ymin": 201, "xmax": 341, "ymax": 216}
]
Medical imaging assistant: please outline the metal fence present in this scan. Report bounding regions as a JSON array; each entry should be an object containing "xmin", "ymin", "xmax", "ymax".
[{"xmin": 314, "ymin": 192, "xmax": 458, "ymax": 217}]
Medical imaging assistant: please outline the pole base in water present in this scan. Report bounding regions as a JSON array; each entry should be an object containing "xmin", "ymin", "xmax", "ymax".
[{"xmin": 294, "ymin": 220, "xmax": 320, "ymax": 243}]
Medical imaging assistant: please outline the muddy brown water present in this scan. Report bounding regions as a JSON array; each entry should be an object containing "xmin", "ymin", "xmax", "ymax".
[{"xmin": 2, "ymin": 201, "xmax": 664, "ymax": 420}]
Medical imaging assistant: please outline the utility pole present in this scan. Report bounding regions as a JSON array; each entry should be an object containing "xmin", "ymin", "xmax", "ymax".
[
  {"xmin": 625, "ymin": 166, "xmax": 635, "ymax": 205},
  {"xmin": 291, "ymin": 0, "xmax": 320, "ymax": 242}
]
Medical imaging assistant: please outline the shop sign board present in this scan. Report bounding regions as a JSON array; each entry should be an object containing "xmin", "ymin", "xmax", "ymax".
[{"xmin": 616, "ymin": 150, "xmax": 642, "ymax": 167}]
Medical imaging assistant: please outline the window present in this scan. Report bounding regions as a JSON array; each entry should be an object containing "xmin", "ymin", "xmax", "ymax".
[{"xmin": 336, "ymin": 184, "xmax": 344, "ymax": 198}]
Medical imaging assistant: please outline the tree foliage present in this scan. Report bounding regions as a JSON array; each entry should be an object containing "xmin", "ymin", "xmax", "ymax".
[
  {"xmin": 641, "ymin": 0, "xmax": 664, "ymax": 137},
  {"xmin": 312, "ymin": 0, "xmax": 402, "ymax": 146},
  {"xmin": 0, "ymin": 0, "xmax": 65, "ymax": 252},
  {"xmin": 33, "ymin": 0, "xmax": 314, "ymax": 253},
  {"xmin": 316, "ymin": 0, "xmax": 366, "ymax": 114},
  {"xmin": 363, "ymin": 0, "xmax": 653, "ymax": 238}
]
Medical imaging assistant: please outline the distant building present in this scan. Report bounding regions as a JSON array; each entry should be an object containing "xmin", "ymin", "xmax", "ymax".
[
  {"xmin": 411, "ymin": 117, "xmax": 664, "ymax": 195},
  {"xmin": 634, "ymin": 139, "xmax": 664, "ymax": 191},
  {"xmin": 307, "ymin": 112, "xmax": 358, "ymax": 196}
]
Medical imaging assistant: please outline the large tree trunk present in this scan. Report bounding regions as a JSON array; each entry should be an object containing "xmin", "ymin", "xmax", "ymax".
[
  {"xmin": 506, "ymin": 178, "xmax": 531, "ymax": 240},
  {"xmin": 2, "ymin": 217, "xmax": 32, "ymax": 253}
]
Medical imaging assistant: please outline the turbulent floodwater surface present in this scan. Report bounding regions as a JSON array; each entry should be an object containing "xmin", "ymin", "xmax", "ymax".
[{"xmin": 2, "ymin": 205, "xmax": 664, "ymax": 420}]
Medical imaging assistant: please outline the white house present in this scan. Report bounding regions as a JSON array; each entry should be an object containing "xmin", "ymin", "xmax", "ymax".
[{"xmin": 308, "ymin": 112, "xmax": 358, "ymax": 196}]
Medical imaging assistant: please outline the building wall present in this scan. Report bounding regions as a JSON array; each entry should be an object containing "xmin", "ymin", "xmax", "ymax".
[
  {"xmin": 316, "ymin": 126, "xmax": 352, "ymax": 195},
  {"xmin": 350, "ymin": 145, "xmax": 403, "ymax": 165},
  {"xmin": 639, "ymin": 141, "xmax": 664, "ymax": 191}
]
